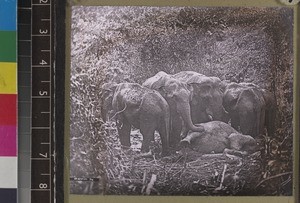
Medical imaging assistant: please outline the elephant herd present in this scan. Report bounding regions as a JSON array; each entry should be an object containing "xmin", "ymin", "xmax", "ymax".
[{"xmin": 100, "ymin": 71, "xmax": 276, "ymax": 156}]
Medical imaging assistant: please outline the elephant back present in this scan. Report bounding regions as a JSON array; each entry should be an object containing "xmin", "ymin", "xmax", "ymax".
[
  {"xmin": 114, "ymin": 83, "xmax": 149, "ymax": 107},
  {"xmin": 142, "ymin": 71, "xmax": 170, "ymax": 89},
  {"xmin": 101, "ymin": 82, "xmax": 118, "ymax": 91},
  {"xmin": 174, "ymin": 71, "xmax": 205, "ymax": 81},
  {"xmin": 201, "ymin": 121, "xmax": 238, "ymax": 135},
  {"xmin": 143, "ymin": 71, "xmax": 191, "ymax": 100},
  {"xmin": 174, "ymin": 71, "xmax": 222, "ymax": 96},
  {"xmin": 240, "ymin": 82, "xmax": 260, "ymax": 89},
  {"xmin": 174, "ymin": 71, "xmax": 211, "ymax": 85}
]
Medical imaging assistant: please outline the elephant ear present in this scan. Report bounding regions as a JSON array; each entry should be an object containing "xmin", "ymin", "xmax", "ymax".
[
  {"xmin": 142, "ymin": 71, "xmax": 169, "ymax": 90},
  {"xmin": 100, "ymin": 82, "xmax": 118, "ymax": 100}
]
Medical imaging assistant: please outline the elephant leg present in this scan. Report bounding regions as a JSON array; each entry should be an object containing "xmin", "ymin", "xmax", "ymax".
[
  {"xmin": 117, "ymin": 118, "xmax": 131, "ymax": 148},
  {"xmin": 140, "ymin": 122, "xmax": 156, "ymax": 153},
  {"xmin": 158, "ymin": 126, "xmax": 169, "ymax": 156},
  {"xmin": 170, "ymin": 116, "xmax": 182, "ymax": 147}
]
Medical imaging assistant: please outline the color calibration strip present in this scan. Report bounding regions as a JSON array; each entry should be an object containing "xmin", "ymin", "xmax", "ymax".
[{"xmin": 0, "ymin": 1, "xmax": 18, "ymax": 203}]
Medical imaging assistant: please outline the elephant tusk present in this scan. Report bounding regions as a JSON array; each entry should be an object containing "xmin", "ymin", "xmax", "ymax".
[
  {"xmin": 223, "ymin": 108, "xmax": 229, "ymax": 114},
  {"xmin": 109, "ymin": 103, "xmax": 127, "ymax": 121},
  {"xmin": 208, "ymin": 114, "xmax": 213, "ymax": 121}
]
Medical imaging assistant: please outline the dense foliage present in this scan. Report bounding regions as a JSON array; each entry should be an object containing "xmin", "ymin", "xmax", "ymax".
[{"xmin": 70, "ymin": 7, "xmax": 293, "ymax": 195}]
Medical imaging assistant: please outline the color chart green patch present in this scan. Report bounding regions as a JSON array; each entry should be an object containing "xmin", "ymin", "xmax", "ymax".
[{"xmin": 0, "ymin": 31, "xmax": 17, "ymax": 62}]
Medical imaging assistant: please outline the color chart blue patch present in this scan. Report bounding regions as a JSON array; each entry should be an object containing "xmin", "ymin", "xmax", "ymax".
[{"xmin": 0, "ymin": 0, "xmax": 17, "ymax": 31}]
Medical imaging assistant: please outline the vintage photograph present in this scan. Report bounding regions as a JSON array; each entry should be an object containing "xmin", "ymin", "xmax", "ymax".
[{"xmin": 70, "ymin": 6, "xmax": 294, "ymax": 195}]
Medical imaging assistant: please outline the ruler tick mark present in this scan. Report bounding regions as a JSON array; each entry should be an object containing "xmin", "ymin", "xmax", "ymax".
[
  {"xmin": 31, "ymin": 158, "xmax": 50, "ymax": 160},
  {"xmin": 31, "ymin": 189, "xmax": 51, "ymax": 191},
  {"xmin": 32, "ymin": 96, "xmax": 50, "ymax": 98},
  {"xmin": 19, "ymin": 40, "xmax": 31, "ymax": 42},
  {"xmin": 32, "ymin": 65, "xmax": 50, "ymax": 67},
  {"xmin": 32, "ymin": 127, "xmax": 50, "ymax": 129},
  {"xmin": 32, "ymin": 4, "xmax": 51, "ymax": 6},
  {"xmin": 18, "ymin": 7, "xmax": 32, "ymax": 10},
  {"xmin": 32, "ymin": 34, "xmax": 50, "ymax": 37}
]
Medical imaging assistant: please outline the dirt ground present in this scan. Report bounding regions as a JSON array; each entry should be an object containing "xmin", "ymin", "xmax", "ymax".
[{"xmin": 70, "ymin": 121, "xmax": 292, "ymax": 195}]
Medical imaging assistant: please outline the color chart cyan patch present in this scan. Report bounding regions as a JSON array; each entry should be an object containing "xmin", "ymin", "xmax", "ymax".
[{"xmin": 0, "ymin": 0, "xmax": 18, "ymax": 203}]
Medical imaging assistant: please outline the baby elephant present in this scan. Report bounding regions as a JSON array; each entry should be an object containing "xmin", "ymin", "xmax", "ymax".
[{"xmin": 180, "ymin": 121, "xmax": 259, "ymax": 155}]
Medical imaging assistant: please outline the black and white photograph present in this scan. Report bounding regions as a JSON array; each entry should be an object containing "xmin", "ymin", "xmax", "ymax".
[{"xmin": 69, "ymin": 6, "xmax": 294, "ymax": 196}]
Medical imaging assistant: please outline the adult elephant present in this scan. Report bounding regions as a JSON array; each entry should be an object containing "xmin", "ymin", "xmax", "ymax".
[
  {"xmin": 239, "ymin": 82, "xmax": 276, "ymax": 137},
  {"xmin": 180, "ymin": 121, "xmax": 259, "ymax": 155},
  {"xmin": 222, "ymin": 82, "xmax": 266, "ymax": 138},
  {"xmin": 102, "ymin": 82, "xmax": 170, "ymax": 155},
  {"xmin": 143, "ymin": 71, "xmax": 204, "ymax": 146},
  {"xmin": 173, "ymin": 71, "xmax": 229, "ymax": 126}
]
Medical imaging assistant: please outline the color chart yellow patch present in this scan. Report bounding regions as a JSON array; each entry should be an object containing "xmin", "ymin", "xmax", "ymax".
[{"xmin": 0, "ymin": 62, "xmax": 16, "ymax": 94}]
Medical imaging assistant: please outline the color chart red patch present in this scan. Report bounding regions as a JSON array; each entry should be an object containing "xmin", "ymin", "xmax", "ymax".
[{"xmin": 0, "ymin": 94, "xmax": 17, "ymax": 125}]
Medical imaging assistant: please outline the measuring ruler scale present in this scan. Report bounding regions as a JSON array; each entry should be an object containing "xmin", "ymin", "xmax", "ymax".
[{"xmin": 31, "ymin": 0, "xmax": 54, "ymax": 203}]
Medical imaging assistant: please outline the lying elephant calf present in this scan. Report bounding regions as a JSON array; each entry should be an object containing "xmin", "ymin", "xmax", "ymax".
[{"xmin": 180, "ymin": 121, "xmax": 259, "ymax": 155}]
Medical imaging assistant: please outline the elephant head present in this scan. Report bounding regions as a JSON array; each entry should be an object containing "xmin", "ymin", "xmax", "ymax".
[
  {"xmin": 174, "ymin": 71, "xmax": 229, "ymax": 123},
  {"xmin": 222, "ymin": 82, "xmax": 242, "ymax": 113},
  {"xmin": 223, "ymin": 82, "xmax": 267, "ymax": 137},
  {"xmin": 100, "ymin": 82, "xmax": 118, "ymax": 122},
  {"xmin": 143, "ymin": 71, "xmax": 204, "ymax": 133}
]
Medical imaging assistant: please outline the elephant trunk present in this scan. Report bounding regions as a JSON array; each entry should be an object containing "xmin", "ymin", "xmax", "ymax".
[
  {"xmin": 177, "ymin": 99, "xmax": 204, "ymax": 132},
  {"xmin": 211, "ymin": 106, "xmax": 230, "ymax": 123}
]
